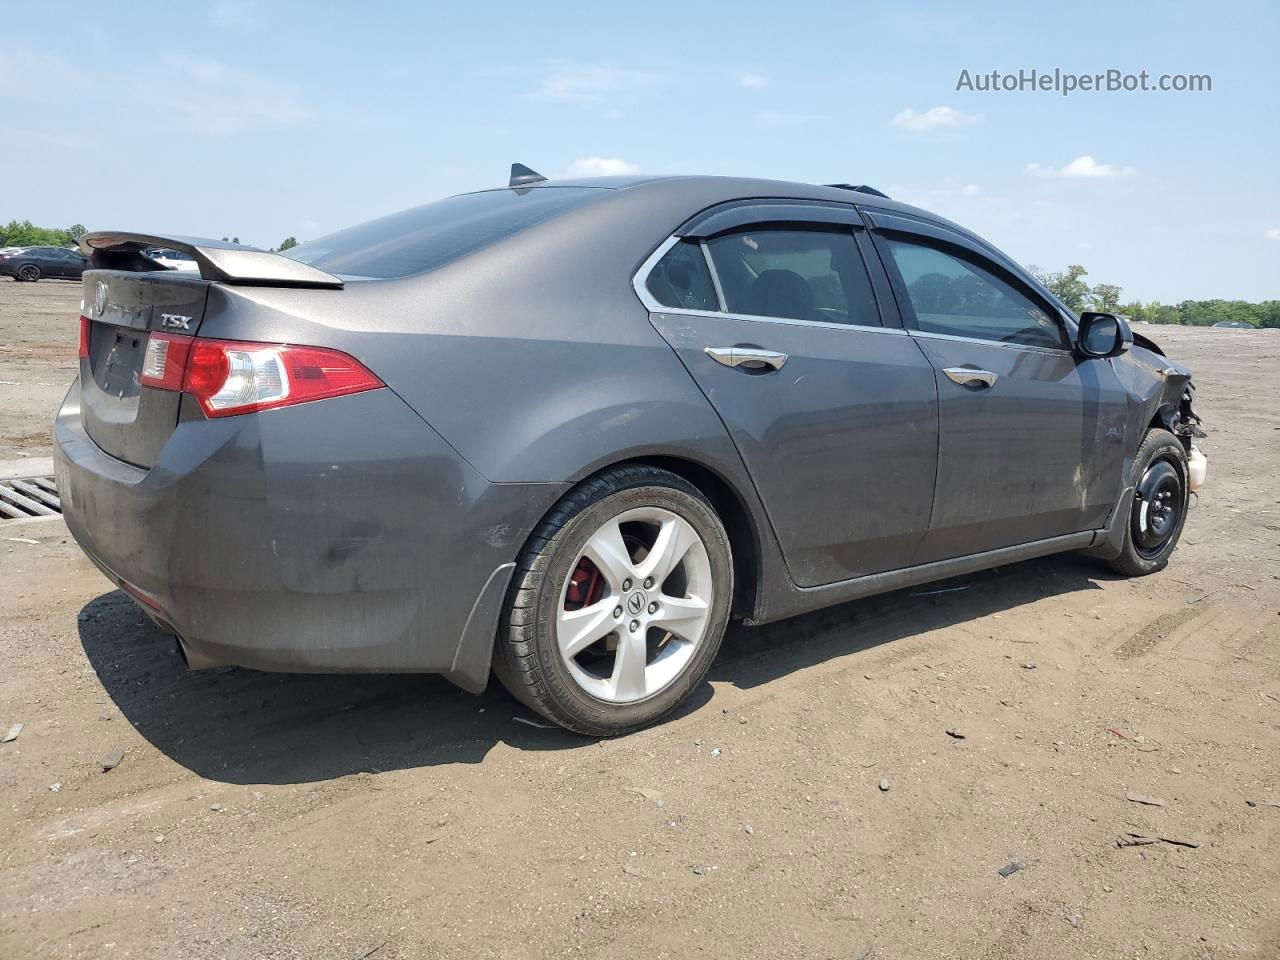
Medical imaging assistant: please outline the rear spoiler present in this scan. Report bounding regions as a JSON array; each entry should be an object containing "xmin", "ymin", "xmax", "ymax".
[{"xmin": 79, "ymin": 232, "xmax": 343, "ymax": 289}]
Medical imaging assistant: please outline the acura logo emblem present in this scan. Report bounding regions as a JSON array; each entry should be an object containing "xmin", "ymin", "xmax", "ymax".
[
  {"xmin": 626, "ymin": 592, "xmax": 645, "ymax": 615},
  {"xmin": 92, "ymin": 280, "xmax": 108, "ymax": 318}
]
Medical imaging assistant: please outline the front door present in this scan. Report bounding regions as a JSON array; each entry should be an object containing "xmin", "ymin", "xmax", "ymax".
[
  {"xmin": 640, "ymin": 218, "xmax": 940, "ymax": 587},
  {"xmin": 871, "ymin": 223, "xmax": 1129, "ymax": 562}
]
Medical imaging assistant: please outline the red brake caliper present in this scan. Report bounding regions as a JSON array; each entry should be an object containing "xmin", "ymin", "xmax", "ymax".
[{"xmin": 564, "ymin": 559, "xmax": 605, "ymax": 611}]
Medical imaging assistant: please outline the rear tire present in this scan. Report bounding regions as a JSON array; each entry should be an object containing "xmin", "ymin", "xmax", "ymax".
[
  {"xmin": 494, "ymin": 465, "xmax": 732, "ymax": 736},
  {"xmin": 17, "ymin": 264, "xmax": 40, "ymax": 282},
  {"xmin": 1108, "ymin": 428, "xmax": 1189, "ymax": 577}
]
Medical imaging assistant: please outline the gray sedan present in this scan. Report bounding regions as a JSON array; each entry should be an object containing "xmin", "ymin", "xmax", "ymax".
[{"xmin": 54, "ymin": 168, "xmax": 1206, "ymax": 734}]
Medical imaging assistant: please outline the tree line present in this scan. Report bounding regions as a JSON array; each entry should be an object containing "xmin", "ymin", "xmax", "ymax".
[
  {"xmin": 1, "ymin": 219, "xmax": 299, "ymax": 254},
  {"xmin": 1029, "ymin": 263, "xmax": 1279, "ymax": 328},
  {"xmin": 0, "ymin": 220, "xmax": 87, "ymax": 249}
]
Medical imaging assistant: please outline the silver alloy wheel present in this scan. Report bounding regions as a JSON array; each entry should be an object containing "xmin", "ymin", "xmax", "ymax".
[{"xmin": 557, "ymin": 506, "xmax": 713, "ymax": 704}]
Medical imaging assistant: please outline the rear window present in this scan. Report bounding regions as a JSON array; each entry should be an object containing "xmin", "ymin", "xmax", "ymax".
[{"xmin": 282, "ymin": 187, "xmax": 604, "ymax": 279}]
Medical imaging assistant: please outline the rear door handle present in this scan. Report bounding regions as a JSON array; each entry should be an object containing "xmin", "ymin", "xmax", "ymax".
[
  {"xmin": 943, "ymin": 367, "xmax": 998, "ymax": 388},
  {"xmin": 705, "ymin": 347, "xmax": 789, "ymax": 371}
]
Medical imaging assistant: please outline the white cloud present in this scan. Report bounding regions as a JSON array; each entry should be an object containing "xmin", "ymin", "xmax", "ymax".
[
  {"xmin": 1265, "ymin": 228, "xmax": 1280, "ymax": 240},
  {"xmin": 160, "ymin": 54, "xmax": 308, "ymax": 134},
  {"xmin": 739, "ymin": 72, "xmax": 769, "ymax": 89},
  {"xmin": 1077, "ymin": 242, "xmax": 1093, "ymax": 250},
  {"xmin": 891, "ymin": 105, "xmax": 979, "ymax": 132},
  {"xmin": 756, "ymin": 111, "xmax": 824, "ymax": 130},
  {"xmin": 529, "ymin": 63, "xmax": 665, "ymax": 107},
  {"xmin": 960, "ymin": 183, "xmax": 980, "ymax": 196},
  {"xmin": 213, "ymin": 1, "xmax": 254, "ymax": 25},
  {"xmin": 566, "ymin": 156, "xmax": 640, "ymax": 177},
  {"xmin": 1026, "ymin": 155, "xmax": 1136, "ymax": 178}
]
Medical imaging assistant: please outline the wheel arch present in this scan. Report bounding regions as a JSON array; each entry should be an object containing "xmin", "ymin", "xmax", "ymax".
[
  {"xmin": 521, "ymin": 453, "xmax": 766, "ymax": 624},
  {"xmin": 625, "ymin": 454, "xmax": 762, "ymax": 622}
]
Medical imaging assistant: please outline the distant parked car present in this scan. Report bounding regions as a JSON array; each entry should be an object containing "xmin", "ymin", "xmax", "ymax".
[
  {"xmin": 0, "ymin": 245, "xmax": 89, "ymax": 282},
  {"xmin": 143, "ymin": 248, "xmax": 200, "ymax": 272},
  {"xmin": 1211, "ymin": 320, "xmax": 1253, "ymax": 329}
]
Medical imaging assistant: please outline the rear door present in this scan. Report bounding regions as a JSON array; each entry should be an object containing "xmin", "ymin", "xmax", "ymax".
[
  {"xmin": 640, "ymin": 203, "xmax": 939, "ymax": 587},
  {"xmin": 865, "ymin": 210, "xmax": 1129, "ymax": 562}
]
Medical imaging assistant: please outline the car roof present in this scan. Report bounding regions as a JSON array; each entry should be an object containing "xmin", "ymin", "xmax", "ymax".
[{"xmin": 467, "ymin": 173, "xmax": 981, "ymax": 244}]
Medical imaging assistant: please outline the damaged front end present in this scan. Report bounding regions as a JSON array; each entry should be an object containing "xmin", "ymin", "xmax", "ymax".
[
  {"xmin": 1126, "ymin": 333, "xmax": 1207, "ymax": 462},
  {"xmin": 1087, "ymin": 334, "xmax": 1208, "ymax": 561}
]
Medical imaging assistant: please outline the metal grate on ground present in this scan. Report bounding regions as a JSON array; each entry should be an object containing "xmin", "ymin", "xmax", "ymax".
[{"xmin": 0, "ymin": 476, "xmax": 61, "ymax": 520}]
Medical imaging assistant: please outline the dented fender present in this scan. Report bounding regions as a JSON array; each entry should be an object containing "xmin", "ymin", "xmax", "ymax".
[{"xmin": 1087, "ymin": 336, "xmax": 1204, "ymax": 557}]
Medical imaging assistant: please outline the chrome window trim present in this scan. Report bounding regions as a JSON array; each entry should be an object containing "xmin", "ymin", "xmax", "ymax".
[
  {"xmin": 634, "ymin": 235, "xmax": 685, "ymax": 313},
  {"xmin": 633, "ymin": 234, "xmax": 894, "ymax": 333},
  {"xmin": 649, "ymin": 305, "xmax": 908, "ymax": 336},
  {"xmin": 907, "ymin": 328, "xmax": 1073, "ymax": 356}
]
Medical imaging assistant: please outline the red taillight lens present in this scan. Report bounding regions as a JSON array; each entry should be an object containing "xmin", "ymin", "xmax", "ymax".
[
  {"xmin": 139, "ymin": 334, "xmax": 383, "ymax": 418},
  {"xmin": 78, "ymin": 316, "xmax": 91, "ymax": 360}
]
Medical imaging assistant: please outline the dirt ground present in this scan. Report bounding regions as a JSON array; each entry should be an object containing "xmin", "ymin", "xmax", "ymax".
[{"xmin": 1, "ymin": 278, "xmax": 1278, "ymax": 960}]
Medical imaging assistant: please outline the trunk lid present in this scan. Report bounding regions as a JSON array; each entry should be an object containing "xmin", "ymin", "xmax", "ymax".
[{"xmin": 79, "ymin": 270, "xmax": 210, "ymax": 468}]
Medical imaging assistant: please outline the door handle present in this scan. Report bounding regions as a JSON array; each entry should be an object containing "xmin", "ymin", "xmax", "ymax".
[
  {"xmin": 705, "ymin": 347, "xmax": 789, "ymax": 371},
  {"xmin": 943, "ymin": 367, "xmax": 998, "ymax": 388}
]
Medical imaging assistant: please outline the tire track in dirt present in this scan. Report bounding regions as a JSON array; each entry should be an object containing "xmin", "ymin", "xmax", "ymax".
[{"xmin": 1114, "ymin": 604, "xmax": 1209, "ymax": 659}]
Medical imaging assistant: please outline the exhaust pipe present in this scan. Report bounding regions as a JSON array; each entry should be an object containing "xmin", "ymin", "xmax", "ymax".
[{"xmin": 174, "ymin": 635, "xmax": 224, "ymax": 671}]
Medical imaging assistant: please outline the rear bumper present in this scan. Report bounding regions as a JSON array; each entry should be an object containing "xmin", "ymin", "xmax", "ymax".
[{"xmin": 54, "ymin": 379, "xmax": 564, "ymax": 691}]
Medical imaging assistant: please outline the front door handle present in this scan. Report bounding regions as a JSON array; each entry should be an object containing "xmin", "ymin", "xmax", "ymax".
[
  {"xmin": 705, "ymin": 347, "xmax": 789, "ymax": 371},
  {"xmin": 943, "ymin": 366, "xmax": 998, "ymax": 388}
]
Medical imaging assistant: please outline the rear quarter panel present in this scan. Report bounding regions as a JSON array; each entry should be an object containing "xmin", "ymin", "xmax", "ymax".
[{"xmin": 193, "ymin": 182, "xmax": 796, "ymax": 620}]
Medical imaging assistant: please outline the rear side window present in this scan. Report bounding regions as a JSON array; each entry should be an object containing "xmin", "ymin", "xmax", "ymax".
[
  {"xmin": 883, "ymin": 238, "xmax": 1065, "ymax": 349},
  {"xmin": 284, "ymin": 188, "xmax": 603, "ymax": 279},
  {"xmin": 645, "ymin": 240, "xmax": 719, "ymax": 311},
  {"xmin": 705, "ymin": 227, "xmax": 880, "ymax": 326}
]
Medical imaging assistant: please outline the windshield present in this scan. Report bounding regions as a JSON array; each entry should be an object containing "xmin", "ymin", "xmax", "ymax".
[{"xmin": 283, "ymin": 187, "xmax": 605, "ymax": 279}]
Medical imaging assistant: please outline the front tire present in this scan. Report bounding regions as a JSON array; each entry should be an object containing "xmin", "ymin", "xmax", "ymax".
[
  {"xmin": 494, "ymin": 465, "xmax": 733, "ymax": 736},
  {"xmin": 1108, "ymin": 428, "xmax": 1190, "ymax": 577}
]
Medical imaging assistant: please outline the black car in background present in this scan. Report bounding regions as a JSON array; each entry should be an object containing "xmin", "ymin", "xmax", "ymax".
[{"xmin": 0, "ymin": 245, "xmax": 90, "ymax": 281}]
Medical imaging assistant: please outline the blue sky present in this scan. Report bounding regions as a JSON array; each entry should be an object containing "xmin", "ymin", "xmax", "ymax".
[{"xmin": 2, "ymin": 1, "xmax": 1276, "ymax": 301}]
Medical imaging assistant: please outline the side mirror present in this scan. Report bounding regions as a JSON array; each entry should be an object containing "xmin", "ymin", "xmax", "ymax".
[{"xmin": 1077, "ymin": 312, "xmax": 1132, "ymax": 358}]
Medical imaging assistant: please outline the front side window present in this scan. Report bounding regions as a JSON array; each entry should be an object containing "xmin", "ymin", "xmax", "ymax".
[
  {"xmin": 705, "ymin": 227, "xmax": 879, "ymax": 326},
  {"xmin": 645, "ymin": 240, "xmax": 718, "ymax": 311},
  {"xmin": 883, "ymin": 238, "xmax": 1065, "ymax": 349}
]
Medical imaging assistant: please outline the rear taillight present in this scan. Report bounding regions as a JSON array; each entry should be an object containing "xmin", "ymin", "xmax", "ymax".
[
  {"xmin": 140, "ymin": 334, "xmax": 383, "ymax": 418},
  {"xmin": 78, "ymin": 316, "xmax": 91, "ymax": 360},
  {"xmin": 140, "ymin": 332, "xmax": 193, "ymax": 391}
]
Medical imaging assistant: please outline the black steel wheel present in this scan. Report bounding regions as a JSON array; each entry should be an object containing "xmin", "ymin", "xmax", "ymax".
[{"xmin": 1108, "ymin": 428, "xmax": 1190, "ymax": 577}]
